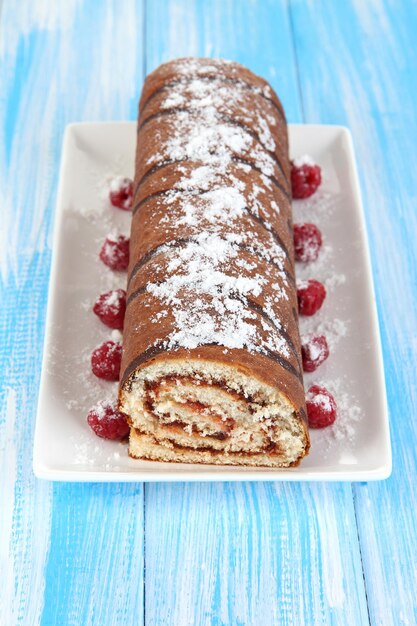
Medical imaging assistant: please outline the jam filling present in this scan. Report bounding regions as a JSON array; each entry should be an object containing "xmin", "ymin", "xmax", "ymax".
[
  {"xmin": 133, "ymin": 428, "xmax": 280, "ymax": 457},
  {"xmin": 141, "ymin": 376, "xmax": 278, "ymax": 453}
]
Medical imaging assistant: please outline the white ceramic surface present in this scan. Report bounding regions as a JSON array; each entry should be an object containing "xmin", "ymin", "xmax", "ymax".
[{"xmin": 33, "ymin": 122, "xmax": 391, "ymax": 481}]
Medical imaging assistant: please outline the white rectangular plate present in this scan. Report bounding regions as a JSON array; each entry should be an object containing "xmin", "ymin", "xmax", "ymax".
[{"xmin": 33, "ymin": 122, "xmax": 391, "ymax": 481}]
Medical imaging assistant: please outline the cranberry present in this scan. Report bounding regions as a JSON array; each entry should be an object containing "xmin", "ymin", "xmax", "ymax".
[
  {"xmin": 109, "ymin": 177, "xmax": 133, "ymax": 210},
  {"xmin": 297, "ymin": 279, "xmax": 326, "ymax": 316},
  {"xmin": 93, "ymin": 289, "xmax": 126, "ymax": 330},
  {"xmin": 91, "ymin": 341, "xmax": 122, "ymax": 381},
  {"xmin": 294, "ymin": 223, "xmax": 322, "ymax": 262},
  {"xmin": 306, "ymin": 385, "xmax": 337, "ymax": 428},
  {"xmin": 302, "ymin": 335, "xmax": 329, "ymax": 372},
  {"xmin": 291, "ymin": 158, "xmax": 322, "ymax": 199},
  {"xmin": 99, "ymin": 234, "xmax": 129, "ymax": 271},
  {"xmin": 87, "ymin": 400, "xmax": 129, "ymax": 440}
]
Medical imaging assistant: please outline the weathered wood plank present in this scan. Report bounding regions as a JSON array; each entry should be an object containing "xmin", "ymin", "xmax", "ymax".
[
  {"xmin": 41, "ymin": 483, "xmax": 144, "ymax": 626},
  {"xmin": 290, "ymin": 0, "xmax": 417, "ymax": 623},
  {"xmin": 143, "ymin": 1, "xmax": 369, "ymax": 625},
  {"xmin": 0, "ymin": 2, "xmax": 145, "ymax": 624},
  {"xmin": 145, "ymin": 482, "xmax": 368, "ymax": 625}
]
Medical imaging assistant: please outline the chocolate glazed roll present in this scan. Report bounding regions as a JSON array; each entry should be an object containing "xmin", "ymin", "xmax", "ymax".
[{"xmin": 119, "ymin": 58, "xmax": 310, "ymax": 467}]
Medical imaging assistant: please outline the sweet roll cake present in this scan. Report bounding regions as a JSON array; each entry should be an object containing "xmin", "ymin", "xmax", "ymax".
[{"xmin": 118, "ymin": 58, "xmax": 309, "ymax": 467}]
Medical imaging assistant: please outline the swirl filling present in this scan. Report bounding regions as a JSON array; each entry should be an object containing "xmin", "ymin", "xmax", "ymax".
[{"xmin": 121, "ymin": 360, "xmax": 307, "ymax": 464}]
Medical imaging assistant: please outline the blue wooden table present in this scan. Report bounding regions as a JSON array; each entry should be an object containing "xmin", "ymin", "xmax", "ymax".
[{"xmin": 1, "ymin": 1, "xmax": 416, "ymax": 624}]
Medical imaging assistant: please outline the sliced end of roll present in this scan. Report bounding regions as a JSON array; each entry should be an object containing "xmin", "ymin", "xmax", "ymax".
[{"xmin": 120, "ymin": 358, "xmax": 309, "ymax": 468}]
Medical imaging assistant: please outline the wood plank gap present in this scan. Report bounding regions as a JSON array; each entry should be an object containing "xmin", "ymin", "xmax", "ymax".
[
  {"xmin": 352, "ymin": 485, "xmax": 372, "ymax": 626},
  {"xmin": 144, "ymin": 483, "xmax": 147, "ymax": 626}
]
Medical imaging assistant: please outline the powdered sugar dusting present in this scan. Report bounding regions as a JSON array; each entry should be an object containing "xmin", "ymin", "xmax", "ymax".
[
  {"xmin": 302, "ymin": 335, "xmax": 326, "ymax": 361},
  {"xmin": 312, "ymin": 378, "xmax": 363, "ymax": 448},
  {"xmin": 111, "ymin": 329, "xmax": 123, "ymax": 342},
  {"xmin": 175, "ymin": 187, "xmax": 246, "ymax": 227},
  {"xmin": 70, "ymin": 157, "xmax": 132, "ymax": 236},
  {"xmin": 293, "ymin": 171, "xmax": 361, "ymax": 450},
  {"xmin": 307, "ymin": 389, "xmax": 333, "ymax": 412},
  {"xmin": 159, "ymin": 75, "xmax": 278, "ymax": 153},
  {"xmin": 90, "ymin": 399, "xmax": 116, "ymax": 420},
  {"xmin": 109, "ymin": 176, "xmax": 128, "ymax": 193},
  {"xmin": 57, "ymin": 167, "xmax": 132, "ymax": 462},
  {"xmin": 143, "ymin": 62, "xmax": 292, "ymax": 358},
  {"xmin": 293, "ymin": 154, "xmax": 315, "ymax": 168},
  {"xmin": 147, "ymin": 232, "xmax": 289, "ymax": 356},
  {"xmin": 301, "ymin": 318, "xmax": 348, "ymax": 351},
  {"xmin": 149, "ymin": 112, "xmax": 276, "ymax": 179}
]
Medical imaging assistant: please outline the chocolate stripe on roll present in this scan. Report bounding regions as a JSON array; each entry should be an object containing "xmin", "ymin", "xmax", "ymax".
[
  {"xmin": 126, "ymin": 284, "xmax": 148, "ymax": 306},
  {"xmin": 127, "ymin": 236, "xmax": 292, "ymax": 287},
  {"xmin": 140, "ymin": 75, "xmax": 286, "ymax": 122},
  {"xmin": 138, "ymin": 110, "xmax": 289, "ymax": 183},
  {"xmin": 133, "ymin": 157, "xmax": 291, "ymax": 201},
  {"xmin": 125, "ymin": 287, "xmax": 301, "ymax": 369},
  {"xmin": 132, "ymin": 186, "xmax": 291, "ymax": 220},
  {"xmin": 245, "ymin": 298, "xmax": 302, "ymax": 369},
  {"xmin": 242, "ymin": 207, "xmax": 292, "ymax": 260},
  {"xmin": 132, "ymin": 194, "xmax": 291, "ymax": 261},
  {"xmin": 127, "ymin": 237, "xmax": 189, "ymax": 286},
  {"xmin": 132, "ymin": 189, "xmax": 170, "ymax": 214},
  {"xmin": 121, "ymin": 340, "xmax": 302, "ymax": 389}
]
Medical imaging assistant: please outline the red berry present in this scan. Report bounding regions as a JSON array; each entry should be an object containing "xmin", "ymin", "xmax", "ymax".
[
  {"xmin": 297, "ymin": 279, "xmax": 326, "ymax": 316},
  {"xmin": 306, "ymin": 385, "xmax": 337, "ymax": 428},
  {"xmin": 91, "ymin": 341, "xmax": 122, "ymax": 381},
  {"xmin": 109, "ymin": 177, "xmax": 133, "ymax": 210},
  {"xmin": 291, "ymin": 158, "xmax": 322, "ymax": 199},
  {"xmin": 302, "ymin": 335, "xmax": 329, "ymax": 372},
  {"xmin": 99, "ymin": 234, "xmax": 130, "ymax": 271},
  {"xmin": 93, "ymin": 289, "xmax": 126, "ymax": 329},
  {"xmin": 87, "ymin": 400, "xmax": 129, "ymax": 440},
  {"xmin": 294, "ymin": 223, "xmax": 322, "ymax": 262}
]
